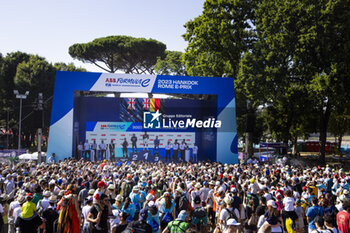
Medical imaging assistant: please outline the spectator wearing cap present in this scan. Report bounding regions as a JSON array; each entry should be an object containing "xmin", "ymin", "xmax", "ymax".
[
  {"xmin": 129, "ymin": 186, "xmax": 142, "ymax": 216},
  {"xmin": 78, "ymin": 181, "xmax": 90, "ymax": 207},
  {"xmin": 87, "ymin": 193, "xmax": 110, "ymax": 233},
  {"xmin": 12, "ymin": 195, "xmax": 25, "ymax": 227},
  {"xmin": 113, "ymin": 195, "xmax": 123, "ymax": 210},
  {"xmin": 146, "ymin": 201, "xmax": 160, "ymax": 233},
  {"xmin": 8, "ymin": 194, "xmax": 21, "ymax": 233},
  {"xmin": 121, "ymin": 174, "xmax": 135, "ymax": 200},
  {"xmin": 82, "ymin": 196, "xmax": 93, "ymax": 233},
  {"xmin": 144, "ymin": 193, "xmax": 155, "ymax": 209},
  {"xmin": 260, "ymin": 200, "xmax": 282, "ymax": 229},
  {"xmin": 15, "ymin": 195, "xmax": 43, "ymax": 233},
  {"xmin": 162, "ymin": 210, "xmax": 189, "ymax": 233},
  {"xmin": 41, "ymin": 196, "xmax": 59, "ymax": 233},
  {"xmin": 0, "ymin": 194, "xmax": 7, "ymax": 232},
  {"xmin": 306, "ymin": 197, "xmax": 324, "ymax": 232},
  {"xmin": 295, "ymin": 199, "xmax": 305, "ymax": 233},
  {"xmin": 200, "ymin": 181, "xmax": 210, "ymax": 203},
  {"xmin": 213, "ymin": 186, "xmax": 226, "ymax": 218},
  {"xmin": 138, "ymin": 182, "xmax": 147, "ymax": 208},
  {"xmin": 206, "ymin": 180, "xmax": 216, "ymax": 226},
  {"xmin": 126, "ymin": 208, "xmax": 152, "ymax": 233},
  {"xmin": 37, "ymin": 190, "xmax": 51, "ymax": 213},
  {"xmin": 191, "ymin": 182, "xmax": 204, "ymax": 209},
  {"xmin": 224, "ymin": 218, "xmax": 241, "ymax": 233},
  {"xmin": 94, "ymin": 181, "xmax": 107, "ymax": 204},
  {"xmin": 156, "ymin": 192, "xmax": 175, "ymax": 230},
  {"xmin": 107, "ymin": 184, "xmax": 116, "ymax": 205},
  {"xmin": 21, "ymin": 193, "xmax": 36, "ymax": 219},
  {"xmin": 219, "ymin": 195, "xmax": 240, "ymax": 232}
]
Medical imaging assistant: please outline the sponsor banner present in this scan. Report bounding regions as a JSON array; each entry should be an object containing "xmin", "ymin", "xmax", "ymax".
[
  {"xmin": 0, "ymin": 149, "xmax": 27, "ymax": 158},
  {"xmin": 85, "ymin": 121, "xmax": 195, "ymax": 149}
]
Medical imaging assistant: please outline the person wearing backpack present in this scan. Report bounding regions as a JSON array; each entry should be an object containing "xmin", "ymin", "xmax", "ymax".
[
  {"xmin": 175, "ymin": 188, "xmax": 189, "ymax": 215},
  {"xmin": 124, "ymin": 208, "xmax": 152, "ymax": 233},
  {"xmin": 146, "ymin": 201, "xmax": 160, "ymax": 233},
  {"xmin": 121, "ymin": 174, "xmax": 134, "ymax": 200},
  {"xmin": 219, "ymin": 196, "xmax": 240, "ymax": 233},
  {"xmin": 156, "ymin": 192, "xmax": 175, "ymax": 231},
  {"xmin": 162, "ymin": 210, "xmax": 189, "ymax": 233},
  {"xmin": 41, "ymin": 195, "xmax": 59, "ymax": 233},
  {"xmin": 306, "ymin": 197, "xmax": 324, "ymax": 233},
  {"xmin": 191, "ymin": 183, "xmax": 208, "ymax": 232},
  {"xmin": 191, "ymin": 183, "xmax": 203, "ymax": 209}
]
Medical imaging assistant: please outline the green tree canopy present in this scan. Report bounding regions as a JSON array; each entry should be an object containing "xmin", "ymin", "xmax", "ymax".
[
  {"xmin": 154, "ymin": 51, "xmax": 186, "ymax": 76},
  {"xmin": 0, "ymin": 51, "xmax": 85, "ymax": 149},
  {"xmin": 183, "ymin": 0, "xmax": 256, "ymax": 78},
  {"xmin": 69, "ymin": 35, "xmax": 166, "ymax": 74}
]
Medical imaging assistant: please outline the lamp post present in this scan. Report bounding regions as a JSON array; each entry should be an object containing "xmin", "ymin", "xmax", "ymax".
[{"xmin": 14, "ymin": 90, "xmax": 29, "ymax": 151}]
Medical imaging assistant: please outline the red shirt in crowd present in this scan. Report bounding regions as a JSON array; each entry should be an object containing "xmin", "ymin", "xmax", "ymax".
[{"xmin": 337, "ymin": 210, "xmax": 350, "ymax": 233}]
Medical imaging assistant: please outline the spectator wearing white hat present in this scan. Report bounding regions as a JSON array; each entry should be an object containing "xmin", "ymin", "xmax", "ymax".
[
  {"xmin": 219, "ymin": 195, "xmax": 240, "ymax": 232},
  {"xmin": 224, "ymin": 218, "xmax": 241, "ymax": 233},
  {"xmin": 146, "ymin": 201, "xmax": 160, "ymax": 233},
  {"xmin": 82, "ymin": 196, "xmax": 93, "ymax": 233},
  {"xmin": 8, "ymin": 194, "xmax": 21, "ymax": 233},
  {"xmin": 37, "ymin": 190, "xmax": 51, "ymax": 213},
  {"xmin": 129, "ymin": 186, "xmax": 142, "ymax": 217},
  {"xmin": 41, "ymin": 196, "xmax": 58, "ymax": 233},
  {"xmin": 191, "ymin": 183, "xmax": 204, "ymax": 209}
]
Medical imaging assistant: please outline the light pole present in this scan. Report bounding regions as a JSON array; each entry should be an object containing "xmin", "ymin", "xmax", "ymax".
[{"xmin": 14, "ymin": 90, "xmax": 29, "ymax": 151}]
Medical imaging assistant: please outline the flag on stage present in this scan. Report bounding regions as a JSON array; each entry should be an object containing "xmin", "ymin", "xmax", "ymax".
[
  {"xmin": 127, "ymin": 98, "xmax": 136, "ymax": 110},
  {"xmin": 150, "ymin": 98, "xmax": 160, "ymax": 112},
  {"xmin": 142, "ymin": 98, "xmax": 150, "ymax": 110},
  {"xmin": 120, "ymin": 98, "xmax": 164, "ymax": 122}
]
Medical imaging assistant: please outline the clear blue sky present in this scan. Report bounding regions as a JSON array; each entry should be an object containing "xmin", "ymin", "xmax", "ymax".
[{"xmin": 0, "ymin": 0, "xmax": 205, "ymax": 72}]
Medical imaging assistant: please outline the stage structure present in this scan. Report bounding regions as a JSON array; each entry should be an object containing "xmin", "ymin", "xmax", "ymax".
[{"xmin": 47, "ymin": 71, "xmax": 237, "ymax": 163}]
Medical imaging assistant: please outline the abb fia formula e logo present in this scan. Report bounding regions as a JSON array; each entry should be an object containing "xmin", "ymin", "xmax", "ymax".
[{"xmin": 105, "ymin": 77, "xmax": 150, "ymax": 88}]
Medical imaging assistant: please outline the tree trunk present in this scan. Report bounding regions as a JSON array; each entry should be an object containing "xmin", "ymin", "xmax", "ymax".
[
  {"xmin": 338, "ymin": 133, "xmax": 343, "ymax": 155},
  {"xmin": 292, "ymin": 135, "xmax": 298, "ymax": 156},
  {"xmin": 319, "ymin": 107, "xmax": 331, "ymax": 165}
]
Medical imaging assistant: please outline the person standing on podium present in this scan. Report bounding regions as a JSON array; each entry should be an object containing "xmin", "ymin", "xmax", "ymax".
[
  {"xmin": 99, "ymin": 140, "xmax": 106, "ymax": 160},
  {"xmin": 154, "ymin": 136, "xmax": 160, "ymax": 155},
  {"xmin": 143, "ymin": 132, "xmax": 149, "ymax": 150},
  {"xmin": 131, "ymin": 134, "xmax": 137, "ymax": 152},
  {"xmin": 84, "ymin": 140, "xmax": 90, "ymax": 160},
  {"xmin": 173, "ymin": 139, "xmax": 179, "ymax": 162},
  {"xmin": 77, "ymin": 142, "xmax": 83, "ymax": 160},
  {"xmin": 165, "ymin": 141, "xmax": 172, "ymax": 162},
  {"xmin": 179, "ymin": 139, "xmax": 186, "ymax": 162},
  {"xmin": 122, "ymin": 138, "xmax": 128, "ymax": 158},
  {"xmin": 109, "ymin": 139, "xmax": 115, "ymax": 161},
  {"xmin": 91, "ymin": 140, "xmax": 97, "ymax": 162}
]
